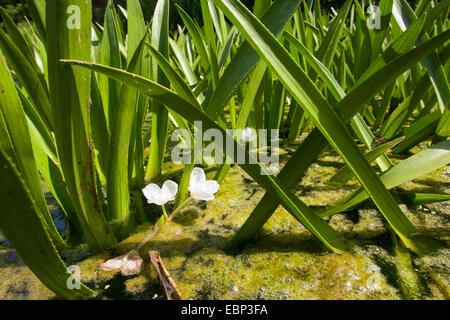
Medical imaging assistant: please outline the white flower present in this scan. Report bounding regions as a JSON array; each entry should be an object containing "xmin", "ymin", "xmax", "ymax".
[
  {"xmin": 142, "ymin": 180, "xmax": 178, "ymax": 206},
  {"xmin": 240, "ymin": 127, "xmax": 257, "ymax": 142},
  {"xmin": 188, "ymin": 167, "xmax": 220, "ymax": 201}
]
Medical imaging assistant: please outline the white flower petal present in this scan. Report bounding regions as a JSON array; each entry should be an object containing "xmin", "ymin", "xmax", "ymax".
[
  {"xmin": 152, "ymin": 197, "xmax": 169, "ymax": 206},
  {"xmin": 161, "ymin": 180, "xmax": 178, "ymax": 200},
  {"xmin": 205, "ymin": 180, "xmax": 220, "ymax": 194},
  {"xmin": 189, "ymin": 167, "xmax": 207, "ymax": 187},
  {"xmin": 188, "ymin": 167, "xmax": 220, "ymax": 201},
  {"xmin": 142, "ymin": 184, "xmax": 161, "ymax": 200},
  {"xmin": 188, "ymin": 187, "xmax": 216, "ymax": 201},
  {"xmin": 142, "ymin": 183, "xmax": 167, "ymax": 205},
  {"xmin": 195, "ymin": 193, "xmax": 215, "ymax": 201}
]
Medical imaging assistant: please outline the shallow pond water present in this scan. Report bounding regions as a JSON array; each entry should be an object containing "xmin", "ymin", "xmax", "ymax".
[{"xmin": 1, "ymin": 142, "xmax": 449, "ymax": 300}]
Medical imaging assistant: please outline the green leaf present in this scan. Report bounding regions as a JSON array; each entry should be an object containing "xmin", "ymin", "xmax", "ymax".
[
  {"xmin": 0, "ymin": 6, "xmax": 38, "ymax": 72},
  {"xmin": 393, "ymin": 0, "xmax": 450, "ymax": 121},
  {"xmin": 106, "ymin": 37, "xmax": 147, "ymax": 237},
  {"xmin": 146, "ymin": 0, "xmax": 170, "ymax": 179},
  {"xmin": 233, "ymin": 28, "xmax": 450, "ymax": 248},
  {"xmin": 127, "ymin": 0, "xmax": 149, "ymax": 216},
  {"xmin": 98, "ymin": 0, "xmax": 123, "ymax": 132},
  {"xmin": 25, "ymin": 0, "xmax": 46, "ymax": 40},
  {"xmin": 0, "ymin": 149, "xmax": 94, "ymax": 299},
  {"xmin": 18, "ymin": 89, "xmax": 81, "ymax": 235},
  {"xmin": 284, "ymin": 31, "xmax": 392, "ymax": 170},
  {"xmin": 127, "ymin": 0, "xmax": 146, "ymax": 65},
  {"xmin": 253, "ymin": 0, "xmax": 271, "ymax": 18},
  {"xmin": 392, "ymin": 111, "xmax": 440, "ymax": 154},
  {"xmin": 169, "ymin": 38, "xmax": 201, "ymax": 89},
  {"xmin": 0, "ymin": 55, "xmax": 65, "ymax": 250},
  {"xmin": 320, "ymin": 140, "xmax": 450, "ymax": 217},
  {"xmin": 394, "ymin": 192, "xmax": 450, "ymax": 207},
  {"xmin": 380, "ymin": 72, "xmax": 434, "ymax": 139},
  {"xmin": 436, "ymin": 103, "xmax": 450, "ymax": 137},
  {"xmin": 61, "ymin": 60, "xmax": 350, "ymax": 253},
  {"xmin": 213, "ymin": 0, "xmax": 444, "ymax": 253},
  {"xmin": 205, "ymin": 0, "xmax": 300, "ymax": 119},
  {"xmin": 176, "ymin": 4, "xmax": 211, "ymax": 73},
  {"xmin": 145, "ymin": 42, "xmax": 202, "ymax": 109},
  {"xmin": 201, "ymin": 0, "xmax": 218, "ymax": 50},
  {"xmin": 329, "ymin": 137, "xmax": 406, "ymax": 187},
  {"xmin": 214, "ymin": 60, "xmax": 267, "ymax": 182},
  {"xmin": 370, "ymin": 0, "xmax": 394, "ymax": 62},
  {"xmin": 315, "ymin": 0, "xmax": 352, "ymax": 69},
  {"xmin": 0, "ymin": 29, "xmax": 53, "ymax": 130},
  {"xmin": 46, "ymin": 0, "xmax": 116, "ymax": 252}
]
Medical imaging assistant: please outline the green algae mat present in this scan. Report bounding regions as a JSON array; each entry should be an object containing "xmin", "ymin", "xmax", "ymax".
[
  {"xmin": 1, "ymin": 0, "xmax": 449, "ymax": 300},
  {"xmin": 1, "ymin": 148, "xmax": 448, "ymax": 300}
]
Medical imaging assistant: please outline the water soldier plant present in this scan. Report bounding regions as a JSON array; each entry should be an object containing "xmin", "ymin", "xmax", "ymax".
[{"xmin": 0, "ymin": 0, "xmax": 448, "ymax": 299}]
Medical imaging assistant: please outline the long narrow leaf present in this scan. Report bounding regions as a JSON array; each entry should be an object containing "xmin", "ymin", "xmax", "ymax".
[
  {"xmin": 62, "ymin": 60, "xmax": 350, "ymax": 253},
  {"xmin": 213, "ymin": 0, "xmax": 445, "ymax": 253}
]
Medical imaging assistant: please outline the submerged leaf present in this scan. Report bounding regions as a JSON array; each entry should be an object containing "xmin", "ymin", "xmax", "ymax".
[
  {"xmin": 121, "ymin": 250, "xmax": 145, "ymax": 276},
  {"xmin": 100, "ymin": 250, "xmax": 144, "ymax": 276}
]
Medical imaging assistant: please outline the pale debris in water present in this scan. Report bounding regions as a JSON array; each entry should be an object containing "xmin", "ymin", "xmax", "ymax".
[
  {"xmin": 99, "ymin": 254, "xmax": 125, "ymax": 271},
  {"xmin": 99, "ymin": 250, "xmax": 144, "ymax": 276},
  {"xmin": 121, "ymin": 250, "xmax": 145, "ymax": 276}
]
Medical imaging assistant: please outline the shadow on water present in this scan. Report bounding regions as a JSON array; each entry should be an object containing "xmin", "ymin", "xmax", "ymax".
[
  {"xmin": 121, "ymin": 234, "xmax": 333, "ymax": 259},
  {"xmin": 97, "ymin": 273, "xmax": 165, "ymax": 300}
]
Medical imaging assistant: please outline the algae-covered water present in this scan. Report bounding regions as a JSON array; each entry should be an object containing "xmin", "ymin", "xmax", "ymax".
[{"xmin": 1, "ymin": 141, "xmax": 449, "ymax": 300}]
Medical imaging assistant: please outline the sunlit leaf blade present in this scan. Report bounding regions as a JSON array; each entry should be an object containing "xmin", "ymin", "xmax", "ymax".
[
  {"xmin": 284, "ymin": 31, "xmax": 391, "ymax": 170},
  {"xmin": 436, "ymin": 103, "xmax": 450, "ymax": 137},
  {"xmin": 329, "ymin": 137, "xmax": 406, "ymax": 187},
  {"xmin": 46, "ymin": 0, "xmax": 116, "ymax": 252},
  {"xmin": 393, "ymin": 192, "xmax": 450, "ymax": 207},
  {"xmin": 61, "ymin": 60, "xmax": 350, "ymax": 253},
  {"xmin": 213, "ymin": 0, "xmax": 444, "ymax": 253},
  {"xmin": 393, "ymin": 0, "xmax": 450, "ymax": 121},
  {"xmin": 0, "ymin": 55, "xmax": 65, "ymax": 250},
  {"xmin": 127, "ymin": 0, "xmax": 150, "ymax": 219},
  {"xmin": 320, "ymin": 140, "xmax": 450, "ymax": 217},
  {"xmin": 98, "ymin": 0, "xmax": 123, "ymax": 133},
  {"xmin": 145, "ymin": 42, "xmax": 202, "ymax": 109},
  {"xmin": 0, "ymin": 149, "xmax": 94, "ymax": 299},
  {"xmin": 370, "ymin": 0, "xmax": 394, "ymax": 62},
  {"xmin": 0, "ymin": 29, "xmax": 53, "ymax": 129},
  {"xmin": 0, "ymin": 6, "xmax": 38, "ymax": 72},
  {"xmin": 146, "ymin": 0, "xmax": 170, "ymax": 180},
  {"xmin": 176, "ymin": 4, "xmax": 211, "ymax": 73},
  {"xmin": 233, "ymin": 22, "xmax": 450, "ymax": 248},
  {"xmin": 314, "ymin": 0, "xmax": 352, "ymax": 69},
  {"xmin": 106, "ymin": 37, "xmax": 147, "ymax": 237},
  {"xmin": 206, "ymin": 0, "xmax": 300, "ymax": 119},
  {"xmin": 17, "ymin": 90, "xmax": 82, "ymax": 236},
  {"xmin": 25, "ymin": 0, "xmax": 46, "ymax": 40},
  {"xmin": 393, "ymin": 111, "xmax": 441, "ymax": 154}
]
